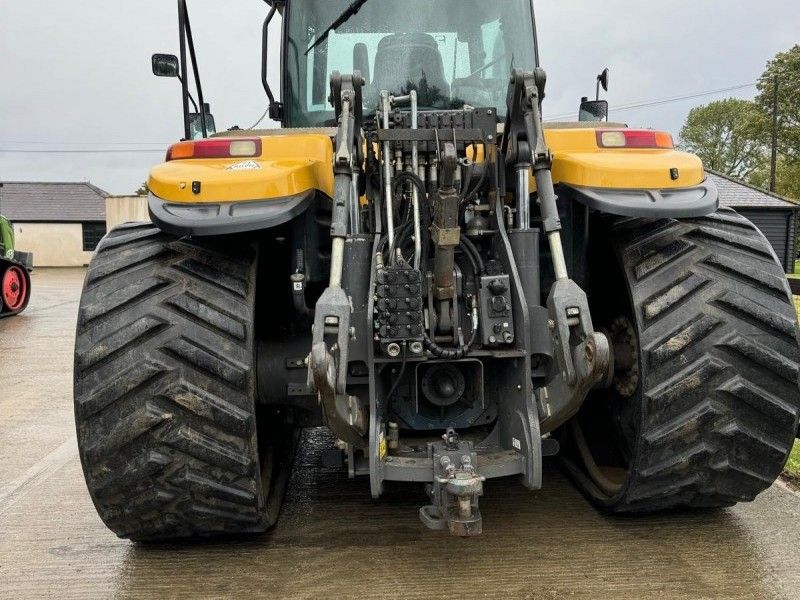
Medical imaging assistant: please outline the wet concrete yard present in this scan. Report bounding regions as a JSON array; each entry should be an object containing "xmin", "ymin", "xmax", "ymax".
[{"xmin": 1, "ymin": 268, "xmax": 800, "ymax": 599}]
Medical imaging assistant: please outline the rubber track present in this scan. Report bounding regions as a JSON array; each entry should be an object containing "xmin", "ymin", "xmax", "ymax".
[
  {"xmin": 74, "ymin": 223, "xmax": 273, "ymax": 540},
  {"xmin": 578, "ymin": 209, "xmax": 800, "ymax": 512}
]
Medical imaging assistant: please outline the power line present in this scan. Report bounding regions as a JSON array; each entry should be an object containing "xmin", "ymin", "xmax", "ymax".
[
  {"xmin": 0, "ymin": 148, "xmax": 166, "ymax": 154},
  {"xmin": 611, "ymin": 82, "xmax": 757, "ymax": 111},
  {"xmin": 545, "ymin": 82, "xmax": 758, "ymax": 121},
  {"xmin": 0, "ymin": 140, "xmax": 172, "ymax": 146},
  {"xmin": 0, "ymin": 82, "xmax": 761, "ymax": 152}
]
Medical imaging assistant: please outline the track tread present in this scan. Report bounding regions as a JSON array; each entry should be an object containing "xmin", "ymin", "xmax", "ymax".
[
  {"xmin": 718, "ymin": 333, "xmax": 799, "ymax": 384},
  {"xmin": 579, "ymin": 210, "xmax": 800, "ymax": 513},
  {"xmin": 74, "ymin": 224, "xmax": 277, "ymax": 540},
  {"xmin": 642, "ymin": 272, "xmax": 711, "ymax": 323},
  {"xmin": 647, "ymin": 313, "xmax": 722, "ymax": 368}
]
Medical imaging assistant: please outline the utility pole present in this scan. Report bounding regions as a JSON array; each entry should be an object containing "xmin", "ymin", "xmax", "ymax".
[{"xmin": 770, "ymin": 74, "xmax": 779, "ymax": 193}]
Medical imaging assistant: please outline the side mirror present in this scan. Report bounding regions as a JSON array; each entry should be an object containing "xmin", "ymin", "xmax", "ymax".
[
  {"xmin": 353, "ymin": 43, "xmax": 371, "ymax": 85},
  {"xmin": 579, "ymin": 98, "xmax": 609, "ymax": 122},
  {"xmin": 152, "ymin": 54, "xmax": 180, "ymax": 78},
  {"xmin": 597, "ymin": 68, "xmax": 610, "ymax": 94}
]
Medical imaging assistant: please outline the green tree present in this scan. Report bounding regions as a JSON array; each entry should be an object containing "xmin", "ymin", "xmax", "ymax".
[
  {"xmin": 756, "ymin": 44, "xmax": 800, "ymax": 164},
  {"xmin": 135, "ymin": 182, "xmax": 150, "ymax": 196},
  {"xmin": 749, "ymin": 155, "xmax": 800, "ymax": 200},
  {"xmin": 679, "ymin": 98, "xmax": 769, "ymax": 180}
]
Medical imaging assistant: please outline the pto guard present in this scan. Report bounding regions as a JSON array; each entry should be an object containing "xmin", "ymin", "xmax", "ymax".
[{"xmin": 565, "ymin": 178, "xmax": 719, "ymax": 219}]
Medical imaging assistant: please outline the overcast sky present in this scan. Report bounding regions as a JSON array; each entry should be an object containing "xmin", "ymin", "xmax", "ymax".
[{"xmin": 0, "ymin": 0, "xmax": 798, "ymax": 195}]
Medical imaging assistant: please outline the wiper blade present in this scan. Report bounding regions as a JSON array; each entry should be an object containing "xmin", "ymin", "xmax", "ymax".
[{"xmin": 305, "ymin": 0, "xmax": 370, "ymax": 56}]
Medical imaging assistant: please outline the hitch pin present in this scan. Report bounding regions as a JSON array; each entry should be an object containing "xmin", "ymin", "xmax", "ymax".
[{"xmin": 566, "ymin": 307, "xmax": 580, "ymax": 327}]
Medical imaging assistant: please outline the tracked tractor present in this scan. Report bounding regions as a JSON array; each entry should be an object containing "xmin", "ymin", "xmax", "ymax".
[
  {"xmin": 74, "ymin": 0, "xmax": 800, "ymax": 540},
  {"xmin": 0, "ymin": 214, "xmax": 32, "ymax": 317}
]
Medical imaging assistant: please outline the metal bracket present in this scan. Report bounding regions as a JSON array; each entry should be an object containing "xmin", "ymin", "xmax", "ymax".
[
  {"xmin": 538, "ymin": 279, "xmax": 611, "ymax": 433},
  {"xmin": 309, "ymin": 289, "xmax": 367, "ymax": 448},
  {"xmin": 503, "ymin": 69, "xmax": 548, "ymax": 168},
  {"xmin": 419, "ymin": 429, "xmax": 485, "ymax": 537},
  {"xmin": 307, "ymin": 72, "xmax": 369, "ymax": 448}
]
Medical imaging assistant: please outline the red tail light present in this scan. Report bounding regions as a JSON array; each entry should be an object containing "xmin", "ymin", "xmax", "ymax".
[
  {"xmin": 166, "ymin": 138, "xmax": 262, "ymax": 161},
  {"xmin": 596, "ymin": 130, "xmax": 674, "ymax": 149}
]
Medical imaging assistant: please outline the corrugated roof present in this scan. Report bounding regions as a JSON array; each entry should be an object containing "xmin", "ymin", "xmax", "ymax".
[
  {"xmin": 0, "ymin": 181, "xmax": 108, "ymax": 223},
  {"xmin": 708, "ymin": 171, "xmax": 799, "ymax": 210}
]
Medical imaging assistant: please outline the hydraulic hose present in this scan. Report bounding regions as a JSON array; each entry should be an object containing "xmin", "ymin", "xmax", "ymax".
[
  {"xmin": 462, "ymin": 143, "xmax": 490, "ymax": 204},
  {"xmin": 389, "ymin": 171, "xmax": 429, "ymax": 266},
  {"xmin": 424, "ymin": 305, "xmax": 479, "ymax": 360},
  {"xmin": 459, "ymin": 235, "xmax": 486, "ymax": 276},
  {"xmin": 387, "ymin": 222, "xmax": 413, "ymax": 266},
  {"xmin": 458, "ymin": 242, "xmax": 480, "ymax": 280},
  {"xmin": 385, "ymin": 345, "xmax": 409, "ymax": 401}
]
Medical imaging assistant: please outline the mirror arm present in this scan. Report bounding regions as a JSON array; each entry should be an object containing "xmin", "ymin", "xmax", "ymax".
[
  {"xmin": 262, "ymin": 4, "xmax": 277, "ymax": 104},
  {"xmin": 183, "ymin": 5, "xmax": 207, "ymax": 138},
  {"xmin": 177, "ymin": 0, "xmax": 191, "ymax": 140},
  {"xmin": 176, "ymin": 75, "xmax": 200, "ymax": 113},
  {"xmin": 262, "ymin": 2, "xmax": 283, "ymax": 121},
  {"xmin": 529, "ymin": 0, "xmax": 540, "ymax": 67}
]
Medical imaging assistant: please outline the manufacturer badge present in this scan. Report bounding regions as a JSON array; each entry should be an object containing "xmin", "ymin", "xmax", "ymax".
[{"xmin": 226, "ymin": 160, "xmax": 262, "ymax": 171}]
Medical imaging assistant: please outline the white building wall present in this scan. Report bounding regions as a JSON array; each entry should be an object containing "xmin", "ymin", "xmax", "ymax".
[
  {"xmin": 106, "ymin": 196, "xmax": 150, "ymax": 231},
  {"xmin": 12, "ymin": 222, "xmax": 94, "ymax": 267}
]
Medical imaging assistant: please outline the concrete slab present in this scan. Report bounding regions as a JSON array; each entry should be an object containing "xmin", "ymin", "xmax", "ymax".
[{"xmin": 1, "ymin": 268, "xmax": 799, "ymax": 600}]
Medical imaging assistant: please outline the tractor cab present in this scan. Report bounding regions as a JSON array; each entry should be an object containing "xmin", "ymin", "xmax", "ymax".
[
  {"xmin": 282, "ymin": 0, "xmax": 538, "ymax": 126},
  {"xmin": 152, "ymin": 0, "xmax": 539, "ymax": 135}
]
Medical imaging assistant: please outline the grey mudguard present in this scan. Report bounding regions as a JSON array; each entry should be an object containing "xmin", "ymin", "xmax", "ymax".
[
  {"xmin": 13, "ymin": 251, "xmax": 34, "ymax": 270},
  {"xmin": 565, "ymin": 178, "xmax": 719, "ymax": 218},
  {"xmin": 148, "ymin": 190, "xmax": 315, "ymax": 236}
]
